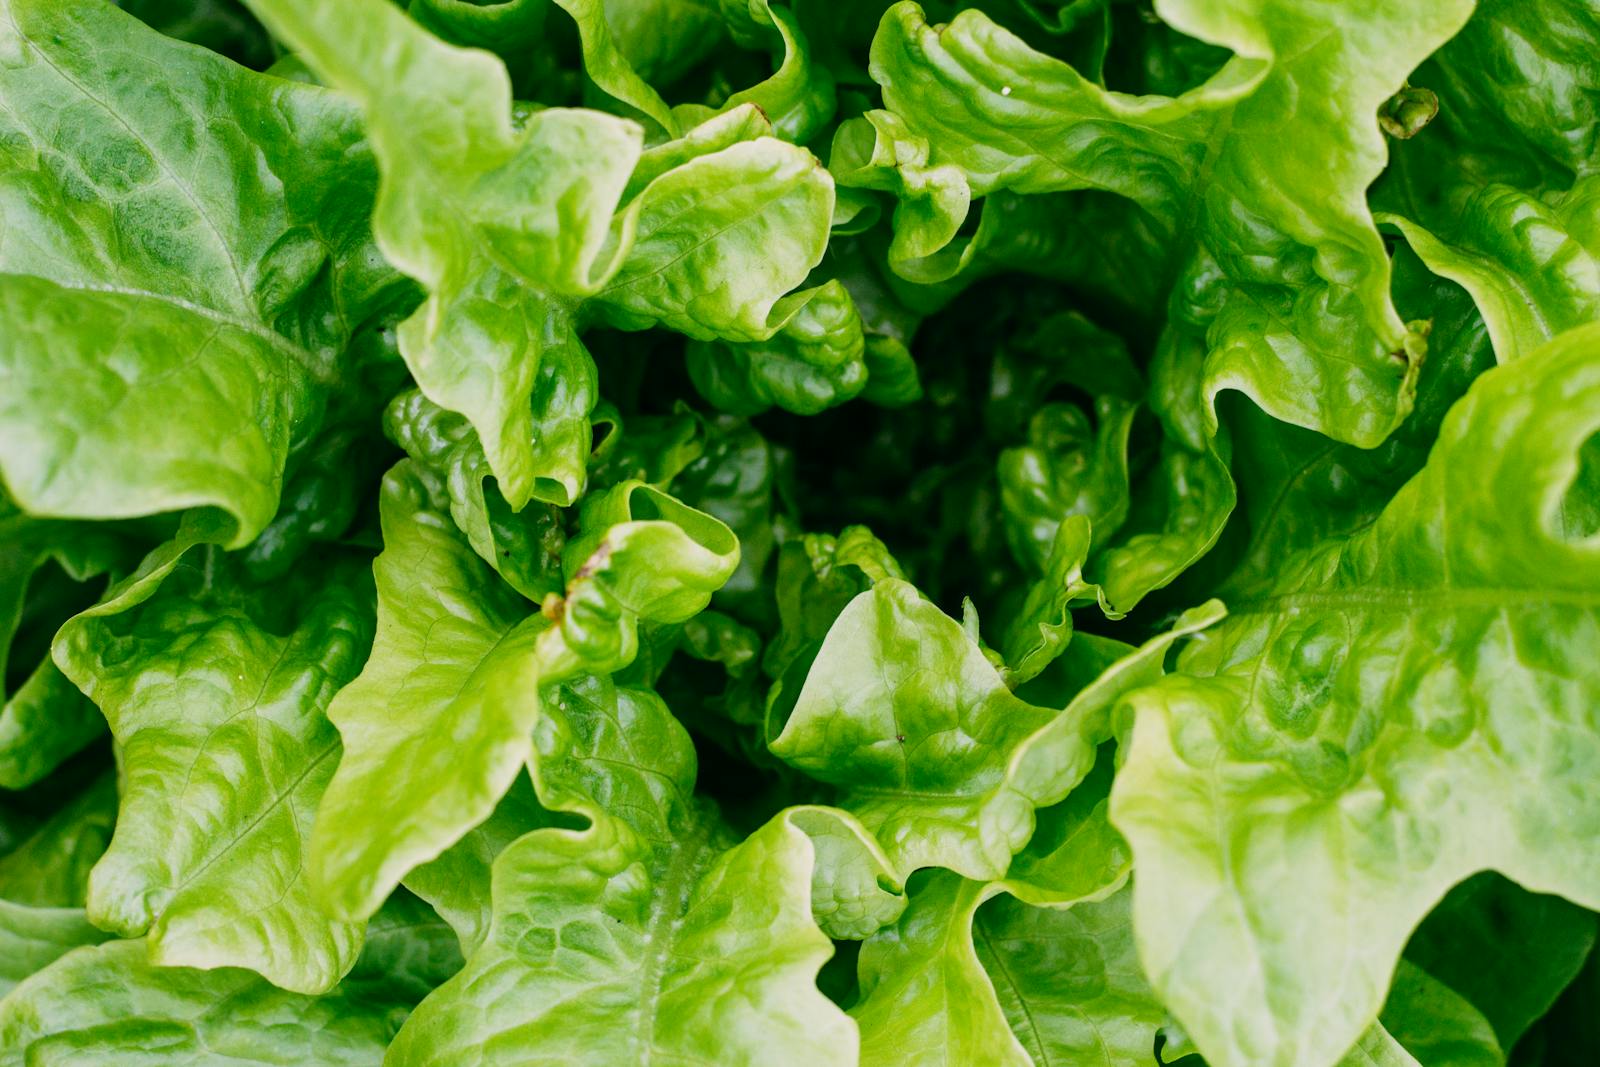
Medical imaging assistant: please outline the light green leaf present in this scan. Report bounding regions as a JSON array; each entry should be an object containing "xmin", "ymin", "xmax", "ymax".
[
  {"xmin": 1223, "ymin": 248, "xmax": 1495, "ymax": 592},
  {"xmin": 828, "ymin": 110, "xmax": 972, "ymax": 282},
  {"xmin": 0, "ymin": 894, "xmax": 461, "ymax": 1067},
  {"xmin": 248, "ymin": 0, "xmax": 836, "ymax": 509},
  {"xmin": 309, "ymin": 463, "xmax": 738, "ymax": 922},
  {"xmin": 974, "ymin": 886, "xmax": 1174, "ymax": 1067},
  {"xmin": 388, "ymin": 675, "xmax": 897, "ymax": 1065},
  {"xmin": 773, "ymin": 576, "xmax": 1222, "ymax": 879},
  {"xmin": 383, "ymin": 389, "xmax": 567, "ymax": 601},
  {"xmin": 857, "ymin": 863, "xmax": 1432, "ymax": 1067},
  {"xmin": 398, "ymin": 773, "xmax": 550, "ymax": 957},
  {"xmin": 0, "ymin": 653, "xmax": 104, "ymax": 792},
  {"xmin": 592, "ymin": 137, "xmax": 834, "ymax": 340},
  {"xmin": 762, "ymin": 525, "xmax": 905, "ymax": 684},
  {"xmin": 303, "ymin": 463, "xmax": 554, "ymax": 925},
  {"xmin": 53, "ymin": 546, "xmax": 377, "ymax": 994},
  {"xmin": 1111, "ymin": 322, "xmax": 1600, "ymax": 1067},
  {"xmin": 406, "ymin": 0, "xmax": 548, "ymax": 52},
  {"xmin": 551, "ymin": 0, "xmax": 679, "ymax": 136},
  {"xmin": 687, "ymin": 279, "xmax": 868, "ymax": 415},
  {"xmin": 850, "ymin": 743, "xmax": 1137, "ymax": 1067},
  {"xmin": 993, "ymin": 346, "xmax": 1233, "ymax": 618},
  {"xmin": 0, "ymin": 0, "xmax": 397, "ymax": 545},
  {"xmin": 998, "ymin": 516, "xmax": 1093, "ymax": 688},
  {"xmin": 1373, "ymin": 0, "xmax": 1600, "ymax": 364},
  {"xmin": 1092, "ymin": 430, "xmax": 1235, "ymax": 616},
  {"xmin": 0, "ymin": 773, "xmax": 117, "ymax": 996},
  {"xmin": 1380, "ymin": 178, "xmax": 1600, "ymax": 363},
  {"xmin": 865, "ymin": 0, "xmax": 1475, "ymax": 446},
  {"xmin": 245, "ymin": 0, "xmax": 641, "ymax": 508},
  {"xmin": 0, "ymin": 278, "xmax": 324, "ymax": 545},
  {"xmin": 668, "ymin": 416, "xmax": 785, "ymax": 606},
  {"xmin": 854, "ymin": 873, "xmax": 1034, "ymax": 1067},
  {"xmin": 602, "ymin": 0, "xmax": 726, "ymax": 86},
  {"xmin": 713, "ymin": 0, "xmax": 835, "ymax": 143}
]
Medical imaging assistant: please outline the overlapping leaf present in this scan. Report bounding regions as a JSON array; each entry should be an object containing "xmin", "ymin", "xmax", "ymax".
[
  {"xmin": 54, "ymin": 543, "xmax": 377, "ymax": 993},
  {"xmin": 309, "ymin": 462, "xmax": 739, "ymax": 922},
  {"xmin": 854, "ymin": 0, "xmax": 1472, "ymax": 447},
  {"xmin": 388, "ymin": 675, "xmax": 902, "ymax": 1065},
  {"xmin": 245, "ymin": 0, "xmax": 836, "ymax": 511},
  {"xmin": 1111, "ymin": 322, "xmax": 1600, "ymax": 1067},
  {"xmin": 772, "ymin": 575, "xmax": 1220, "ymax": 879},
  {"xmin": 0, "ymin": 0, "xmax": 401, "ymax": 546}
]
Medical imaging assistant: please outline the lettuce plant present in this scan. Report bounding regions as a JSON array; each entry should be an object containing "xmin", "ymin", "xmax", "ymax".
[{"xmin": 1, "ymin": 0, "xmax": 1597, "ymax": 1065}]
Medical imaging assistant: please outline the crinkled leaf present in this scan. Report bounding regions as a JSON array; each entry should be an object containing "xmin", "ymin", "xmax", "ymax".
[
  {"xmin": 384, "ymin": 389, "xmax": 567, "ymax": 601},
  {"xmin": 53, "ymin": 545, "xmax": 377, "ymax": 994},
  {"xmin": 1374, "ymin": 0, "xmax": 1599, "ymax": 364},
  {"xmin": 997, "ymin": 515, "xmax": 1092, "ymax": 688},
  {"xmin": 762, "ymin": 525, "xmax": 905, "ymax": 684},
  {"xmin": 1111, "ymin": 322, "xmax": 1600, "ymax": 1067},
  {"xmin": 388, "ymin": 675, "xmax": 899, "ymax": 1065},
  {"xmin": 592, "ymin": 137, "xmax": 834, "ymax": 341},
  {"xmin": 687, "ymin": 279, "xmax": 868, "ymax": 416},
  {"xmin": 0, "ymin": 0, "xmax": 397, "ymax": 545},
  {"xmin": 399, "ymin": 772, "xmax": 550, "ymax": 956},
  {"xmin": 863, "ymin": 0, "xmax": 1474, "ymax": 446},
  {"xmin": 998, "ymin": 397, "xmax": 1134, "ymax": 573},
  {"xmin": 1380, "ymin": 178, "xmax": 1600, "ymax": 363},
  {"xmin": 245, "ymin": 0, "xmax": 642, "ymax": 508},
  {"xmin": 0, "ymin": 894, "xmax": 461, "ymax": 1067},
  {"xmin": 773, "ymin": 576, "xmax": 1221, "ymax": 878},
  {"xmin": 310, "ymin": 463, "xmax": 737, "ymax": 922}
]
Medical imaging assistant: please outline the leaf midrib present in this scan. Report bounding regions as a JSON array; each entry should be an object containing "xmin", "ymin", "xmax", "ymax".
[{"xmin": 634, "ymin": 811, "xmax": 718, "ymax": 1064}]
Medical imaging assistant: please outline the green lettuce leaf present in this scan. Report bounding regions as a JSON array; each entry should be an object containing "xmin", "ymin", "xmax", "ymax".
[
  {"xmin": 309, "ymin": 462, "xmax": 738, "ymax": 922},
  {"xmin": 0, "ymin": 0, "xmax": 399, "ymax": 547},
  {"xmin": 245, "ymin": 0, "xmax": 835, "ymax": 510},
  {"xmin": 1374, "ymin": 0, "xmax": 1600, "ymax": 363},
  {"xmin": 0, "ymin": 772, "xmax": 116, "ymax": 996},
  {"xmin": 1380, "ymin": 961, "xmax": 1502, "ymax": 1067},
  {"xmin": 772, "ymin": 575, "xmax": 1221, "ymax": 879},
  {"xmin": 383, "ymin": 388, "xmax": 567, "ymax": 601},
  {"xmin": 0, "ymin": 892, "xmax": 462, "ymax": 1067},
  {"xmin": 0, "ymin": 502, "xmax": 132, "ymax": 789},
  {"xmin": 858, "ymin": 0, "xmax": 1473, "ymax": 446},
  {"xmin": 387, "ymin": 674, "xmax": 900, "ymax": 1064},
  {"xmin": 397, "ymin": 773, "xmax": 549, "ymax": 956},
  {"xmin": 1380, "ymin": 180, "xmax": 1600, "ymax": 363},
  {"xmin": 1402, "ymin": 873, "xmax": 1597, "ymax": 1053},
  {"xmin": 1111, "ymin": 321, "xmax": 1600, "ymax": 1067},
  {"xmin": 687, "ymin": 279, "xmax": 869, "ymax": 416},
  {"xmin": 53, "ymin": 545, "xmax": 377, "ymax": 994},
  {"xmin": 1223, "ymin": 248, "xmax": 1495, "ymax": 591}
]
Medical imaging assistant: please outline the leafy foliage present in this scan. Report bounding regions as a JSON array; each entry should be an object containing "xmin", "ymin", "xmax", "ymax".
[{"xmin": 1, "ymin": 0, "xmax": 1597, "ymax": 1065}]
